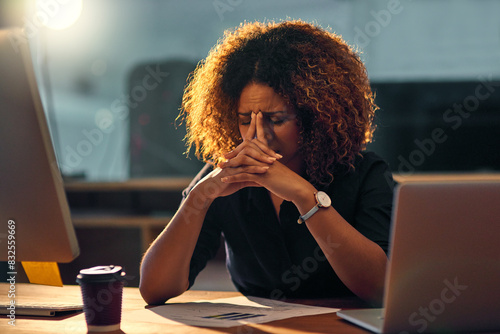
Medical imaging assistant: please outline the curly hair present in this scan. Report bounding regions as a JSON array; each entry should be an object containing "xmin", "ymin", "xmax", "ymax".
[{"xmin": 180, "ymin": 20, "xmax": 377, "ymax": 186}]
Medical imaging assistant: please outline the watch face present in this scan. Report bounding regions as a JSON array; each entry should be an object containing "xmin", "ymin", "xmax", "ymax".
[{"xmin": 316, "ymin": 191, "xmax": 331, "ymax": 207}]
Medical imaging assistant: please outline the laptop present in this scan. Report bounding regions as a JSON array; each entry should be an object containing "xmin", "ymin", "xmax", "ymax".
[
  {"xmin": 338, "ymin": 180, "xmax": 500, "ymax": 333},
  {"xmin": 0, "ymin": 302, "xmax": 83, "ymax": 317}
]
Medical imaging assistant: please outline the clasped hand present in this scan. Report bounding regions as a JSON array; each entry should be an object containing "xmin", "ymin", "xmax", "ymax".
[{"xmin": 194, "ymin": 112, "xmax": 308, "ymax": 203}]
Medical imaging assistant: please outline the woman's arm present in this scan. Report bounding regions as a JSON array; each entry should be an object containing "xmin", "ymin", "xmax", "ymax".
[
  {"xmin": 139, "ymin": 178, "xmax": 215, "ymax": 305},
  {"xmin": 140, "ymin": 115, "xmax": 280, "ymax": 304},
  {"xmin": 294, "ymin": 187, "xmax": 388, "ymax": 306}
]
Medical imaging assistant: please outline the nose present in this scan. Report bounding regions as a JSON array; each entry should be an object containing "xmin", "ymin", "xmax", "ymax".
[
  {"xmin": 261, "ymin": 117, "xmax": 275, "ymax": 145},
  {"xmin": 252, "ymin": 111, "xmax": 274, "ymax": 144}
]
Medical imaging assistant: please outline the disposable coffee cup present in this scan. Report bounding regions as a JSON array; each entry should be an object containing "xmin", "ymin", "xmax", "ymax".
[{"xmin": 76, "ymin": 265, "xmax": 126, "ymax": 332}]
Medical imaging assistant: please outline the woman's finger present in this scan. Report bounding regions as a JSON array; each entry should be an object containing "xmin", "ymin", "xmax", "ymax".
[
  {"xmin": 254, "ymin": 112, "xmax": 282, "ymax": 158},
  {"xmin": 256, "ymin": 112, "xmax": 267, "ymax": 144},
  {"xmin": 220, "ymin": 165, "xmax": 269, "ymax": 183},
  {"xmin": 224, "ymin": 137, "xmax": 281, "ymax": 161},
  {"xmin": 244, "ymin": 112, "xmax": 257, "ymax": 141},
  {"xmin": 223, "ymin": 111, "xmax": 282, "ymax": 160},
  {"xmin": 220, "ymin": 148, "xmax": 275, "ymax": 168},
  {"xmin": 250, "ymin": 137, "xmax": 282, "ymax": 159}
]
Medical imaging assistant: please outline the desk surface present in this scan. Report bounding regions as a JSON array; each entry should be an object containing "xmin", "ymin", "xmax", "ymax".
[{"xmin": 0, "ymin": 283, "xmax": 369, "ymax": 334}]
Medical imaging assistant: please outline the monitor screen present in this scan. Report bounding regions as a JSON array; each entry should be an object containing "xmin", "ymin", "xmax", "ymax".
[{"xmin": 0, "ymin": 28, "xmax": 79, "ymax": 263}]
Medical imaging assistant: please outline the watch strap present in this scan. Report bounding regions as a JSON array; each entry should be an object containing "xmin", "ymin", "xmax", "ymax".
[{"xmin": 297, "ymin": 204, "xmax": 319, "ymax": 224}]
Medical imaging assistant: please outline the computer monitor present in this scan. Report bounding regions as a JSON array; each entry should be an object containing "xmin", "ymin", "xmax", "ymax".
[{"xmin": 0, "ymin": 28, "xmax": 79, "ymax": 263}]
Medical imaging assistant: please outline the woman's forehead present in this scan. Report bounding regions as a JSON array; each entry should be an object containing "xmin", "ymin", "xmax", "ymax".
[{"xmin": 237, "ymin": 83, "xmax": 291, "ymax": 113}]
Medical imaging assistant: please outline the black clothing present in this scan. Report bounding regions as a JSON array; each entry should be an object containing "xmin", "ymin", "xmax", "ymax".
[{"xmin": 183, "ymin": 151, "xmax": 395, "ymax": 299}]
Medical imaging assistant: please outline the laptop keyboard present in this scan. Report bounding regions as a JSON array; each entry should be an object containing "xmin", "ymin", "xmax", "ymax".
[{"xmin": 0, "ymin": 302, "xmax": 83, "ymax": 316}]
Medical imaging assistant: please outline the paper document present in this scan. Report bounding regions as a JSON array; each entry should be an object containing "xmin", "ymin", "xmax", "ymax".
[{"xmin": 126, "ymin": 296, "xmax": 339, "ymax": 327}]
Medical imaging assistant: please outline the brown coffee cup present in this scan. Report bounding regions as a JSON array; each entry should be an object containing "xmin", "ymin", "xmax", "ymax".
[{"xmin": 76, "ymin": 265, "xmax": 126, "ymax": 332}]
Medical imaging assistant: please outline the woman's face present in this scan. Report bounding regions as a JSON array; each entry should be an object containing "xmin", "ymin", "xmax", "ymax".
[{"xmin": 237, "ymin": 82, "xmax": 304, "ymax": 174}]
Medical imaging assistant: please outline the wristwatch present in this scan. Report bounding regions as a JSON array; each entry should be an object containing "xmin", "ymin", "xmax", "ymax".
[{"xmin": 297, "ymin": 191, "xmax": 331, "ymax": 224}]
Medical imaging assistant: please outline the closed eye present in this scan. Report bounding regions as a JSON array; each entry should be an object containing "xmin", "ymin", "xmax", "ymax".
[
  {"xmin": 269, "ymin": 118, "xmax": 285, "ymax": 125},
  {"xmin": 267, "ymin": 114, "xmax": 294, "ymax": 126},
  {"xmin": 238, "ymin": 112, "xmax": 294, "ymax": 126},
  {"xmin": 239, "ymin": 117, "xmax": 251, "ymax": 125}
]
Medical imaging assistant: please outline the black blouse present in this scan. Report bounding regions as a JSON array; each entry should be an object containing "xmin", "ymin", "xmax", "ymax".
[{"xmin": 183, "ymin": 151, "xmax": 395, "ymax": 299}]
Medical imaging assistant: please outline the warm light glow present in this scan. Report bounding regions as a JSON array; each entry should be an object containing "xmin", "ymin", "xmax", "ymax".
[{"xmin": 35, "ymin": 0, "xmax": 83, "ymax": 30}]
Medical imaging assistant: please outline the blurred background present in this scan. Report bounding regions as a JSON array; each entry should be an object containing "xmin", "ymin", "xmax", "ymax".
[
  {"xmin": 1, "ymin": 0, "xmax": 499, "ymax": 181},
  {"xmin": 1, "ymin": 0, "xmax": 499, "ymax": 287}
]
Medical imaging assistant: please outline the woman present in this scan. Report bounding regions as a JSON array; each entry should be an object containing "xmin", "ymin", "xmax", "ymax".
[{"xmin": 140, "ymin": 20, "xmax": 394, "ymax": 306}]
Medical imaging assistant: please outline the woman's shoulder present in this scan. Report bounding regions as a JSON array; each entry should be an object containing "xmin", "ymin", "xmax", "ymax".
[
  {"xmin": 333, "ymin": 151, "xmax": 393, "ymax": 188},
  {"xmin": 353, "ymin": 150, "xmax": 395, "ymax": 188},
  {"xmin": 355, "ymin": 151, "xmax": 389, "ymax": 169},
  {"xmin": 357, "ymin": 150, "xmax": 386, "ymax": 163}
]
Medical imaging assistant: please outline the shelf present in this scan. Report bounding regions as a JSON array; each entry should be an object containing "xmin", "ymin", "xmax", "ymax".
[{"xmin": 64, "ymin": 177, "xmax": 193, "ymax": 192}]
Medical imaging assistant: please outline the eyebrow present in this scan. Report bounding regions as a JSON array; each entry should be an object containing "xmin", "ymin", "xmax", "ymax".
[{"xmin": 237, "ymin": 111, "xmax": 286, "ymax": 116}]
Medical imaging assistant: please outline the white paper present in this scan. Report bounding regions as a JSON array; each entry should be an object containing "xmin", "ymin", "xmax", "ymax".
[{"xmin": 125, "ymin": 296, "xmax": 339, "ymax": 327}]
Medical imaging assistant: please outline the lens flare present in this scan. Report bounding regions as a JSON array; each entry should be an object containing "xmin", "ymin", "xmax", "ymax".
[{"xmin": 35, "ymin": 0, "xmax": 83, "ymax": 30}]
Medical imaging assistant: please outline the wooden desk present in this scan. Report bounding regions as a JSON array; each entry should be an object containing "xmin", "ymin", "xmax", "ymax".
[{"xmin": 0, "ymin": 283, "xmax": 369, "ymax": 333}]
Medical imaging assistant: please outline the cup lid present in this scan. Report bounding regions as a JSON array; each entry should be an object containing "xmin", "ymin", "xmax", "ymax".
[{"xmin": 76, "ymin": 265, "xmax": 126, "ymax": 283}]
